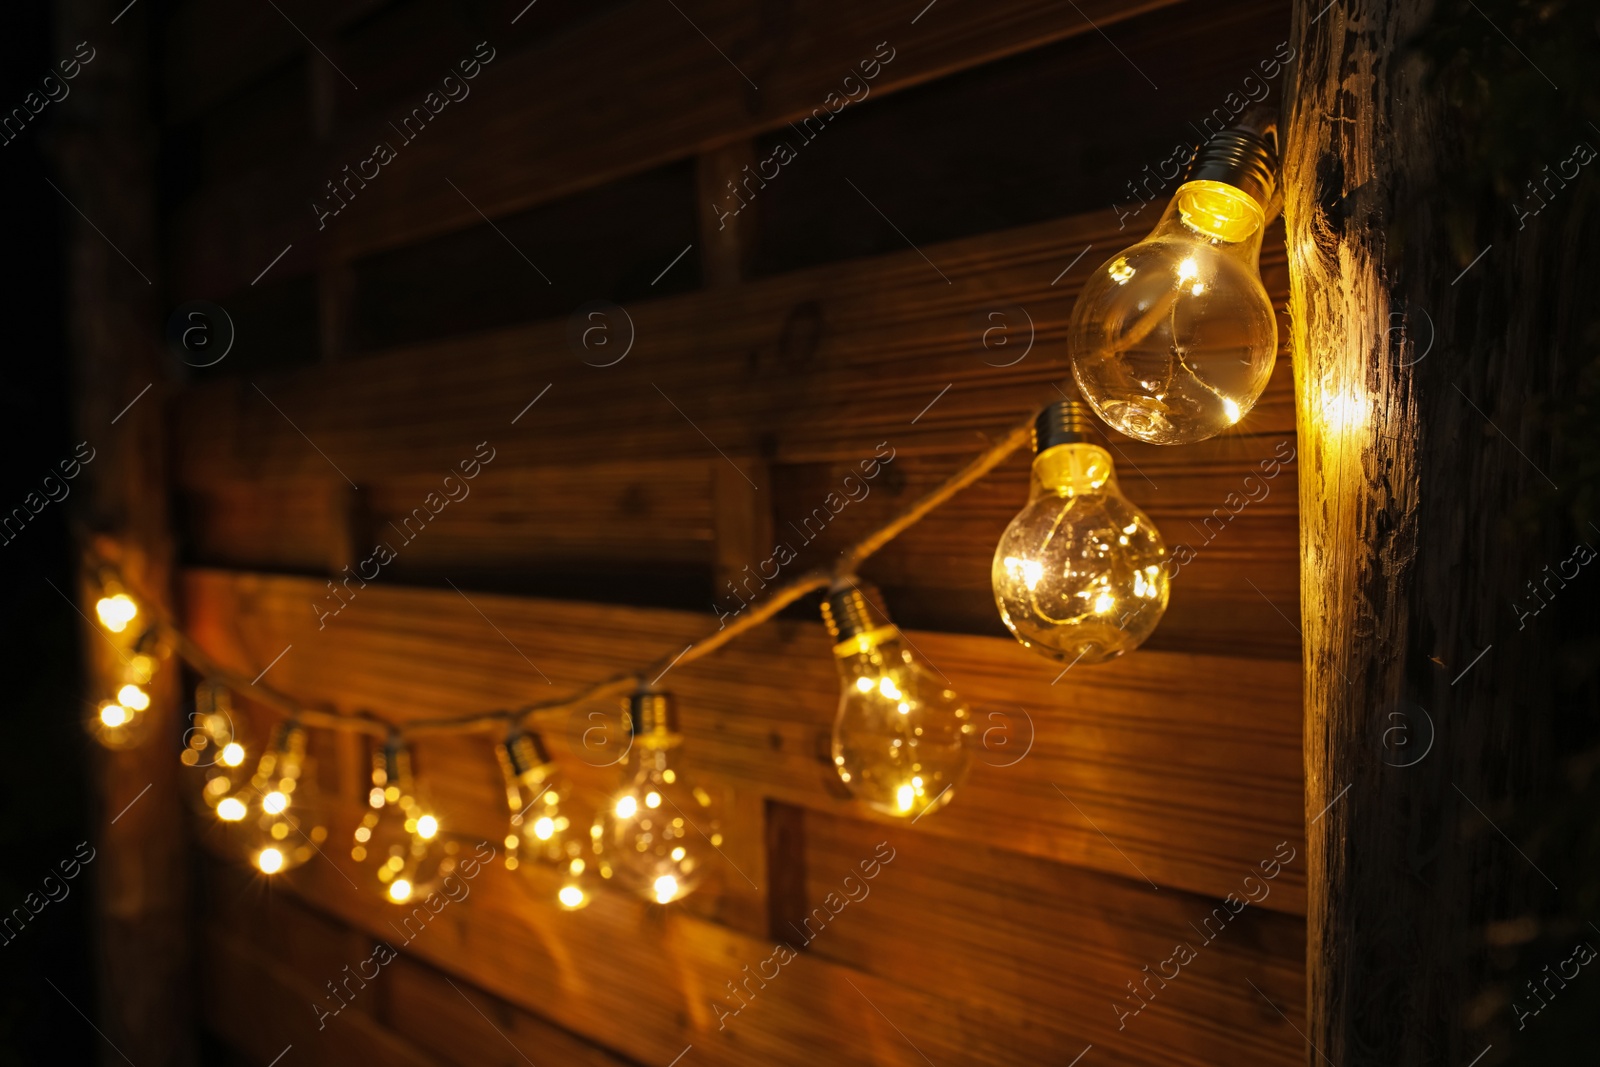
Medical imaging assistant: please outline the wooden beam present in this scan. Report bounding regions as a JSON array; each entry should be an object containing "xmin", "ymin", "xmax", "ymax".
[
  {"xmin": 1285, "ymin": 0, "xmax": 1588, "ymax": 1060},
  {"xmin": 55, "ymin": 1, "xmax": 194, "ymax": 1062}
]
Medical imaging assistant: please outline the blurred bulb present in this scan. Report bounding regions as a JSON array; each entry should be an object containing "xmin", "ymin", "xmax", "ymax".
[
  {"xmin": 185, "ymin": 681, "xmax": 252, "ymax": 826},
  {"xmin": 1069, "ymin": 119, "xmax": 1279, "ymax": 445},
  {"xmin": 216, "ymin": 796, "xmax": 247, "ymax": 822},
  {"xmin": 496, "ymin": 731, "xmax": 596, "ymax": 908},
  {"xmin": 215, "ymin": 723, "xmax": 329, "ymax": 874},
  {"xmin": 355, "ymin": 738, "xmax": 457, "ymax": 904},
  {"xmin": 821, "ymin": 583, "xmax": 971, "ymax": 820},
  {"xmin": 600, "ymin": 691, "xmax": 722, "ymax": 904},
  {"xmin": 992, "ymin": 401, "xmax": 1169, "ymax": 663},
  {"xmin": 95, "ymin": 593, "xmax": 138, "ymax": 633},
  {"xmin": 89, "ymin": 636, "xmax": 164, "ymax": 751}
]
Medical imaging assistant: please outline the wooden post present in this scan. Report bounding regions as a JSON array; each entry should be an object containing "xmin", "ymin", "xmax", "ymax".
[
  {"xmin": 697, "ymin": 141, "xmax": 757, "ymax": 289},
  {"xmin": 55, "ymin": 1, "xmax": 194, "ymax": 1062},
  {"xmin": 1285, "ymin": 0, "xmax": 1588, "ymax": 1061}
]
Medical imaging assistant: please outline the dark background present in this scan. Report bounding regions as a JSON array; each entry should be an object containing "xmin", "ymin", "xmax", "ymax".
[{"xmin": 0, "ymin": 5, "xmax": 96, "ymax": 1065}]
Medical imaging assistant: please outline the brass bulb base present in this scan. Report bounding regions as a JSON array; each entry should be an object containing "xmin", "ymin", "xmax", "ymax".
[
  {"xmin": 272, "ymin": 721, "xmax": 307, "ymax": 759},
  {"xmin": 822, "ymin": 581, "xmax": 898, "ymax": 656},
  {"xmin": 496, "ymin": 731, "xmax": 552, "ymax": 784},
  {"xmin": 1187, "ymin": 107, "xmax": 1278, "ymax": 210},
  {"xmin": 373, "ymin": 736, "xmax": 414, "ymax": 790},
  {"xmin": 628, "ymin": 690, "xmax": 680, "ymax": 746},
  {"xmin": 1033, "ymin": 400, "xmax": 1106, "ymax": 454}
]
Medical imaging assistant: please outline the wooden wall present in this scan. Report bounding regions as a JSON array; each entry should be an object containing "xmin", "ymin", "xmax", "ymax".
[{"xmin": 160, "ymin": 0, "xmax": 1304, "ymax": 1063}]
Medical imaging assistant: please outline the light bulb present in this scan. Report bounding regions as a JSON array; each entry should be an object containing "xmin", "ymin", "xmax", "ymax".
[
  {"xmin": 218, "ymin": 722, "xmax": 330, "ymax": 875},
  {"xmin": 993, "ymin": 401, "xmax": 1169, "ymax": 663},
  {"xmin": 1068, "ymin": 116, "xmax": 1279, "ymax": 445},
  {"xmin": 821, "ymin": 582, "xmax": 972, "ymax": 819},
  {"xmin": 497, "ymin": 731, "xmax": 594, "ymax": 909},
  {"xmin": 95, "ymin": 592, "xmax": 138, "ymax": 633},
  {"xmin": 353, "ymin": 738, "xmax": 459, "ymax": 904},
  {"xmin": 183, "ymin": 682, "xmax": 252, "ymax": 822},
  {"xmin": 600, "ymin": 691, "xmax": 722, "ymax": 904},
  {"xmin": 87, "ymin": 633, "xmax": 162, "ymax": 750}
]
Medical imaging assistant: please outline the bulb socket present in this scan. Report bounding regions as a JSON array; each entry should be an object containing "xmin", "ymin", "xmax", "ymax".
[
  {"xmin": 821, "ymin": 582, "xmax": 884, "ymax": 642},
  {"xmin": 627, "ymin": 689, "xmax": 679, "ymax": 739},
  {"xmin": 373, "ymin": 736, "xmax": 414, "ymax": 790},
  {"xmin": 1034, "ymin": 400, "xmax": 1106, "ymax": 453},
  {"xmin": 821, "ymin": 580, "xmax": 900, "ymax": 656},
  {"xmin": 1186, "ymin": 108, "xmax": 1279, "ymax": 209},
  {"xmin": 272, "ymin": 721, "xmax": 307, "ymax": 759},
  {"xmin": 496, "ymin": 731, "xmax": 552, "ymax": 784}
]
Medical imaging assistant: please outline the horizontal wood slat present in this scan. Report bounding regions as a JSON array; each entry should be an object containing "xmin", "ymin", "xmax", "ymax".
[
  {"xmin": 172, "ymin": 206, "xmax": 1293, "ymax": 478},
  {"xmin": 202, "ymin": 807, "xmax": 1302, "ymax": 1067},
  {"xmin": 168, "ymin": 0, "xmax": 1184, "ymax": 294},
  {"xmin": 181, "ymin": 567, "xmax": 1304, "ymax": 914}
]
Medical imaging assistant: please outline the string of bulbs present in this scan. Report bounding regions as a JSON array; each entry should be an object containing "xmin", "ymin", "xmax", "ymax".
[{"xmin": 83, "ymin": 110, "xmax": 1282, "ymax": 913}]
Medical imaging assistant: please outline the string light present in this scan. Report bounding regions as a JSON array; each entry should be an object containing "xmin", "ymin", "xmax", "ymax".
[
  {"xmin": 183, "ymin": 681, "xmax": 252, "ymax": 818},
  {"xmin": 1069, "ymin": 112, "xmax": 1279, "ymax": 445},
  {"xmin": 88, "ymin": 592, "xmax": 162, "ymax": 750},
  {"xmin": 821, "ymin": 582, "xmax": 971, "ymax": 819},
  {"xmin": 84, "ymin": 391, "xmax": 1193, "ymax": 905},
  {"xmin": 221, "ymin": 722, "xmax": 330, "ymax": 875},
  {"xmin": 599, "ymin": 690, "xmax": 722, "ymax": 904},
  {"xmin": 992, "ymin": 400, "xmax": 1169, "ymax": 663},
  {"xmin": 353, "ymin": 737, "xmax": 457, "ymax": 904},
  {"xmin": 497, "ymin": 730, "xmax": 594, "ymax": 910}
]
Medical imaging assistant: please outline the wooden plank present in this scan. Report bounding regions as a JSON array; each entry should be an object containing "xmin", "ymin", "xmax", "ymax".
[
  {"xmin": 382, "ymin": 953, "xmax": 644, "ymax": 1067},
  {"xmin": 171, "ymin": 207, "xmax": 1295, "ymax": 480},
  {"xmin": 202, "ymin": 927, "xmax": 443, "ymax": 1067},
  {"xmin": 161, "ymin": 0, "xmax": 386, "ymax": 124},
  {"xmin": 167, "ymin": 0, "xmax": 1186, "ymax": 294},
  {"xmin": 181, "ymin": 568, "xmax": 1304, "ymax": 913},
  {"xmin": 210, "ymin": 804, "xmax": 1301, "ymax": 1067},
  {"xmin": 797, "ymin": 808, "xmax": 1305, "ymax": 1065}
]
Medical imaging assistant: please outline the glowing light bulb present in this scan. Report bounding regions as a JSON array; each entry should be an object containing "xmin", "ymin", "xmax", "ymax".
[
  {"xmin": 993, "ymin": 401, "xmax": 1169, "ymax": 663},
  {"xmin": 95, "ymin": 593, "xmax": 138, "ymax": 633},
  {"xmin": 184, "ymin": 681, "xmax": 252, "ymax": 825},
  {"xmin": 496, "ymin": 730, "xmax": 595, "ymax": 907},
  {"xmin": 600, "ymin": 691, "xmax": 722, "ymax": 905},
  {"xmin": 216, "ymin": 723, "xmax": 329, "ymax": 874},
  {"xmin": 821, "ymin": 582, "xmax": 972, "ymax": 820},
  {"xmin": 1068, "ymin": 116, "xmax": 1279, "ymax": 445},
  {"xmin": 89, "ymin": 629, "xmax": 164, "ymax": 751},
  {"xmin": 216, "ymin": 796, "xmax": 247, "ymax": 822},
  {"xmin": 354, "ymin": 738, "xmax": 458, "ymax": 904}
]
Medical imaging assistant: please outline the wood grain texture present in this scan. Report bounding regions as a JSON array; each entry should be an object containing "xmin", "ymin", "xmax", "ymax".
[
  {"xmin": 57, "ymin": 0, "xmax": 196, "ymax": 1062},
  {"xmin": 171, "ymin": 207, "xmax": 1293, "ymax": 475},
  {"xmin": 167, "ymin": 0, "xmax": 1184, "ymax": 295},
  {"xmin": 1284, "ymin": 0, "xmax": 1584, "ymax": 1061},
  {"xmin": 198, "ymin": 806, "xmax": 1302, "ymax": 1067},
  {"xmin": 181, "ymin": 567, "xmax": 1304, "ymax": 915}
]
